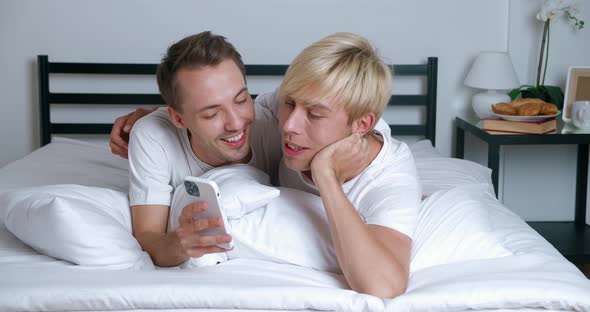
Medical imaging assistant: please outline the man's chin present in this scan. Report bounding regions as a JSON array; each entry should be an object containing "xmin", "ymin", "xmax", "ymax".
[
  {"xmin": 220, "ymin": 146, "xmax": 251, "ymax": 164},
  {"xmin": 284, "ymin": 158, "xmax": 310, "ymax": 172}
]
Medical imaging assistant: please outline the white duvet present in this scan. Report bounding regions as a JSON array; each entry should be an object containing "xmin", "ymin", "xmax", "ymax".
[
  {"xmin": 1, "ymin": 186, "xmax": 588, "ymax": 311},
  {"xmin": 0, "ymin": 138, "xmax": 588, "ymax": 312}
]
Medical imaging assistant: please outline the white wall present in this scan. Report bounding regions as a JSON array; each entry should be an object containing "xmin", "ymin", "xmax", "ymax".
[
  {"xmin": 503, "ymin": 0, "xmax": 590, "ymax": 221},
  {"xmin": 0, "ymin": 0, "xmax": 507, "ymax": 164},
  {"xmin": 2, "ymin": 0, "xmax": 585, "ymax": 221}
]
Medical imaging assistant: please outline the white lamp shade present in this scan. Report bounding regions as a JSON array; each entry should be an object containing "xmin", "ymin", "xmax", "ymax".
[{"xmin": 464, "ymin": 52, "xmax": 519, "ymax": 90}]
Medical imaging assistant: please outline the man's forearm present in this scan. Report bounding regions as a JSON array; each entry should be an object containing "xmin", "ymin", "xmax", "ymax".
[
  {"xmin": 314, "ymin": 171, "xmax": 408, "ymax": 298},
  {"xmin": 135, "ymin": 231, "xmax": 189, "ymax": 267}
]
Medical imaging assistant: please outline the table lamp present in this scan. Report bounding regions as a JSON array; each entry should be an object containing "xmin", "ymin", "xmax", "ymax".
[{"xmin": 464, "ymin": 51, "xmax": 519, "ymax": 119}]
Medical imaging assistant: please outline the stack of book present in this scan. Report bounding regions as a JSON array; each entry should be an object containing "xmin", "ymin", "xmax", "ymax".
[{"xmin": 482, "ymin": 118, "xmax": 557, "ymax": 135}]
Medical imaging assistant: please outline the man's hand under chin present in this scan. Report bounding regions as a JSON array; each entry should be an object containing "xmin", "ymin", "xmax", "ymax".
[{"xmin": 310, "ymin": 132, "xmax": 372, "ymax": 184}]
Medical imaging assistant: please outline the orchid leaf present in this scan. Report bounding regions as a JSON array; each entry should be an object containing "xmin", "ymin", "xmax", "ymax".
[
  {"xmin": 508, "ymin": 88, "xmax": 522, "ymax": 100},
  {"xmin": 509, "ymin": 85, "xmax": 537, "ymax": 100},
  {"xmin": 542, "ymin": 85, "xmax": 564, "ymax": 109}
]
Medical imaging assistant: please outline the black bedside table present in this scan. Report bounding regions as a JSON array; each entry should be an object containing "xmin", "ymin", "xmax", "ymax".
[{"xmin": 455, "ymin": 116, "xmax": 590, "ymax": 264}]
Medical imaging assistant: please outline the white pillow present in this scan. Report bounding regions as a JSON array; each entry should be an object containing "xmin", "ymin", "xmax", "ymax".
[
  {"xmin": 167, "ymin": 165, "xmax": 282, "ymax": 268},
  {"xmin": 228, "ymin": 187, "xmax": 340, "ymax": 273},
  {"xmin": 201, "ymin": 164, "xmax": 281, "ymax": 219},
  {"xmin": 168, "ymin": 164, "xmax": 281, "ymax": 232},
  {"xmin": 410, "ymin": 139, "xmax": 442, "ymax": 158},
  {"xmin": 410, "ymin": 140, "xmax": 494, "ymax": 196},
  {"xmin": 410, "ymin": 184, "xmax": 512, "ymax": 273},
  {"xmin": 1, "ymin": 185, "xmax": 153, "ymax": 269}
]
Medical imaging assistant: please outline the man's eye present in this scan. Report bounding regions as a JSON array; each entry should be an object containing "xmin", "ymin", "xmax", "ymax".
[
  {"xmin": 204, "ymin": 112, "xmax": 218, "ymax": 119},
  {"xmin": 308, "ymin": 112, "xmax": 323, "ymax": 119},
  {"xmin": 285, "ymin": 101, "xmax": 295, "ymax": 108}
]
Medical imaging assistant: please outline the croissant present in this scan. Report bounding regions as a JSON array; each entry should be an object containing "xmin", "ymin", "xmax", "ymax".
[
  {"xmin": 510, "ymin": 98, "xmax": 545, "ymax": 108},
  {"xmin": 492, "ymin": 102, "xmax": 517, "ymax": 115},
  {"xmin": 490, "ymin": 98, "xmax": 558, "ymax": 116},
  {"xmin": 517, "ymin": 102, "xmax": 543, "ymax": 116},
  {"xmin": 540, "ymin": 103, "xmax": 558, "ymax": 115}
]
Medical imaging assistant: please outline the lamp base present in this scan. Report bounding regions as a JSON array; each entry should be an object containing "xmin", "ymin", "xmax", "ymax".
[{"xmin": 472, "ymin": 90, "xmax": 511, "ymax": 119}]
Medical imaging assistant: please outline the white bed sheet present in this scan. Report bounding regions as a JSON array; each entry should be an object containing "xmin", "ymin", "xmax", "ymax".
[
  {"xmin": 0, "ymin": 222, "xmax": 72, "ymax": 268},
  {"xmin": 1, "ymin": 138, "xmax": 589, "ymax": 312},
  {"xmin": 0, "ymin": 259, "xmax": 384, "ymax": 312}
]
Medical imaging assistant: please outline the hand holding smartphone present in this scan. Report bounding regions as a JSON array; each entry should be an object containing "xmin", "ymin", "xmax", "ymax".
[{"xmin": 170, "ymin": 176, "xmax": 233, "ymax": 250}]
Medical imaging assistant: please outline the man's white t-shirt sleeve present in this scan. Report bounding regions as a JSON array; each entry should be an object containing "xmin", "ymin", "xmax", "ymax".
[
  {"xmin": 360, "ymin": 173, "xmax": 421, "ymax": 239},
  {"xmin": 355, "ymin": 141, "xmax": 421, "ymax": 240},
  {"xmin": 254, "ymin": 88, "xmax": 281, "ymax": 119},
  {"xmin": 128, "ymin": 126, "xmax": 174, "ymax": 207},
  {"xmin": 251, "ymin": 89, "xmax": 283, "ymax": 185}
]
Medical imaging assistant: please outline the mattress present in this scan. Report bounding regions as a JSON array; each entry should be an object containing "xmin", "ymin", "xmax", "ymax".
[{"xmin": 0, "ymin": 138, "xmax": 589, "ymax": 312}]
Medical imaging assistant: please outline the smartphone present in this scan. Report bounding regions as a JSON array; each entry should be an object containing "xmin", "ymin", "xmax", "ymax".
[{"xmin": 170, "ymin": 176, "xmax": 233, "ymax": 250}]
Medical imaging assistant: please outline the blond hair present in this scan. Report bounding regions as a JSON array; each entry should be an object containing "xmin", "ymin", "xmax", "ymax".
[
  {"xmin": 157, "ymin": 31, "xmax": 246, "ymax": 111},
  {"xmin": 279, "ymin": 32, "xmax": 392, "ymax": 122}
]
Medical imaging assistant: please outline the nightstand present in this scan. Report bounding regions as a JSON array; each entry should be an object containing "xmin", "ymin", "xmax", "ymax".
[{"xmin": 455, "ymin": 116, "xmax": 590, "ymax": 264}]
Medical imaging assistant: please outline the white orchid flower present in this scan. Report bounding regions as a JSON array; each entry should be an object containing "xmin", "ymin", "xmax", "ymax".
[
  {"xmin": 536, "ymin": 0, "xmax": 580, "ymax": 21},
  {"xmin": 520, "ymin": 0, "xmax": 584, "ymax": 99}
]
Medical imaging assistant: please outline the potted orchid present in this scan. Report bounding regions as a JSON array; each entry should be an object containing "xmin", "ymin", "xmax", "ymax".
[{"xmin": 509, "ymin": 0, "xmax": 584, "ymax": 109}]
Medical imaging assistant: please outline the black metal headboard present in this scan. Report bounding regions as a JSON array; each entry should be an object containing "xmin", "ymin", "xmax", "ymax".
[{"xmin": 38, "ymin": 55, "xmax": 437, "ymax": 146}]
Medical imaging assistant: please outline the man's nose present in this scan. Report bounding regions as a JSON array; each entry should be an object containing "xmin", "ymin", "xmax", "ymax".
[
  {"xmin": 224, "ymin": 108, "xmax": 242, "ymax": 131},
  {"xmin": 283, "ymin": 108, "xmax": 304, "ymax": 134}
]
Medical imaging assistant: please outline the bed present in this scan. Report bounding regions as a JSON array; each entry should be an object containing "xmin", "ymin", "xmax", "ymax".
[{"xmin": 0, "ymin": 56, "xmax": 588, "ymax": 312}]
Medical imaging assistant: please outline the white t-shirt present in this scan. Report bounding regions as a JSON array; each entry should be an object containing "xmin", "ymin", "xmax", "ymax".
[
  {"xmin": 128, "ymin": 93, "xmax": 282, "ymax": 207},
  {"xmin": 278, "ymin": 120, "xmax": 421, "ymax": 239}
]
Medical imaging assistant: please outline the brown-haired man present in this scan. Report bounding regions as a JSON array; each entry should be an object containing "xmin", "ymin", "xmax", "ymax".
[{"xmin": 124, "ymin": 31, "xmax": 281, "ymax": 267}]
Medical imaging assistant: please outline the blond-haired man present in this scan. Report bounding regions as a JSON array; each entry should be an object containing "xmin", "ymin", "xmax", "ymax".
[{"xmin": 273, "ymin": 33, "xmax": 420, "ymax": 298}]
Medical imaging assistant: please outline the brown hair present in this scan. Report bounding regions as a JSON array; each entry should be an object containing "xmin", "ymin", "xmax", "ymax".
[{"xmin": 156, "ymin": 31, "xmax": 246, "ymax": 111}]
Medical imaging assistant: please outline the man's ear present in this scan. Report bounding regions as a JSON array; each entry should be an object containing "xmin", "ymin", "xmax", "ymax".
[
  {"xmin": 351, "ymin": 112, "xmax": 376, "ymax": 135},
  {"xmin": 167, "ymin": 106, "xmax": 186, "ymax": 129}
]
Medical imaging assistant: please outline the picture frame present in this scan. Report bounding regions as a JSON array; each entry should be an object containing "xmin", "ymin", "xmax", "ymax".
[{"xmin": 563, "ymin": 66, "xmax": 590, "ymax": 122}]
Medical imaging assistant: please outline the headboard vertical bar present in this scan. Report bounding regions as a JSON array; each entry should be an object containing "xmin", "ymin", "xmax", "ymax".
[
  {"xmin": 426, "ymin": 57, "xmax": 438, "ymax": 146},
  {"xmin": 38, "ymin": 55, "xmax": 51, "ymax": 146}
]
